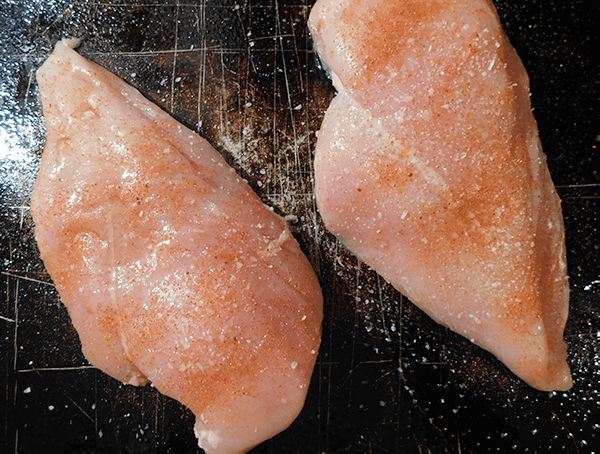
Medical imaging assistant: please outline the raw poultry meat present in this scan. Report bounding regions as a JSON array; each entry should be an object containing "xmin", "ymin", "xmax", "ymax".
[
  {"xmin": 308, "ymin": 0, "xmax": 572, "ymax": 391},
  {"xmin": 30, "ymin": 38, "xmax": 323, "ymax": 454}
]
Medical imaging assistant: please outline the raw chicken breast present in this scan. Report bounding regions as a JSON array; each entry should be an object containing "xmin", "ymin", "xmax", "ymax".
[
  {"xmin": 308, "ymin": 0, "xmax": 571, "ymax": 391},
  {"xmin": 31, "ymin": 38, "xmax": 323, "ymax": 454}
]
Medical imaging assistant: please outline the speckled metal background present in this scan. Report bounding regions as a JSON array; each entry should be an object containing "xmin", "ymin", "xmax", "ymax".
[{"xmin": 1, "ymin": 0, "xmax": 598, "ymax": 453}]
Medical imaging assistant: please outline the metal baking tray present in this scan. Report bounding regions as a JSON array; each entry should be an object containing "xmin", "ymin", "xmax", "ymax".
[{"xmin": 1, "ymin": 0, "xmax": 598, "ymax": 452}]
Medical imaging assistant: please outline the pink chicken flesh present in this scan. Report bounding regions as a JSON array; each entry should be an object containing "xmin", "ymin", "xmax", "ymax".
[
  {"xmin": 308, "ymin": 0, "xmax": 571, "ymax": 391},
  {"xmin": 31, "ymin": 39, "xmax": 323, "ymax": 454}
]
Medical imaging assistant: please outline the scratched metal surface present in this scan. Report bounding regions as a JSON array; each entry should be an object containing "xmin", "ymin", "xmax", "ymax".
[{"xmin": 1, "ymin": 0, "xmax": 599, "ymax": 453}]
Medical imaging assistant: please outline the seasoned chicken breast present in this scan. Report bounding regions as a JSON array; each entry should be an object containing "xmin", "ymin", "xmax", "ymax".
[
  {"xmin": 31, "ymin": 38, "xmax": 323, "ymax": 454},
  {"xmin": 308, "ymin": 0, "xmax": 571, "ymax": 391}
]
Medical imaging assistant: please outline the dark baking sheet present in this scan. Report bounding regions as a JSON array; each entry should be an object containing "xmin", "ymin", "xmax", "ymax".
[{"xmin": 1, "ymin": 0, "xmax": 598, "ymax": 453}]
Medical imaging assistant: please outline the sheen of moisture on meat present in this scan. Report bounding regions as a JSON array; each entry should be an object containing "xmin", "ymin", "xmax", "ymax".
[
  {"xmin": 308, "ymin": 0, "xmax": 572, "ymax": 391},
  {"xmin": 31, "ymin": 38, "xmax": 323, "ymax": 454}
]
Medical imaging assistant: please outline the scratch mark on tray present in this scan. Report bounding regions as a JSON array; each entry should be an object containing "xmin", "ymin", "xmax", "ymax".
[
  {"xmin": 154, "ymin": 396, "xmax": 160, "ymax": 446},
  {"xmin": 68, "ymin": 396, "xmax": 95, "ymax": 423},
  {"xmin": 8, "ymin": 206, "xmax": 30, "ymax": 231},
  {"xmin": 169, "ymin": 0, "xmax": 181, "ymax": 113},
  {"xmin": 275, "ymin": 0, "xmax": 300, "ymax": 174},
  {"xmin": 106, "ymin": 385, "xmax": 121, "ymax": 452},
  {"xmin": 17, "ymin": 366, "xmax": 95, "ymax": 373},
  {"xmin": 219, "ymin": 49, "xmax": 228, "ymax": 141},
  {"xmin": 261, "ymin": 192, "xmax": 318, "ymax": 198},
  {"xmin": 376, "ymin": 365, "xmax": 399, "ymax": 382},
  {"xmin": 12, "ymin": 279, "xmax": 19, "ymax": 372},
  {"xmin": 397, "ymin": 293, "xmax": 404, "ymax": 401},
  {"xmin": 567, "ymin": 331, "xmax": 600, "ymax": 338},
  {"xmin": 322, "ymin": 240, "xmax": 343, "ymax": 453},
  {"xmin": 87, "ymin": 47, "xmax": 260, "ymax": 59},
  {"xmin": 556, "ymin": 183, "xmax": 600, "ymax": 188},
  {"xmin": 246, "ymin": 46, "xmax": 258, "ymax": 80},
  {"xmin": 551, "ymin": 411, "xmax": 582, "ymax": 454},
  {"xmin": 23, "ymin": 70, "xmax": 35, "ymax": 110},
  {"xmin": 271, "ymin": 69, "xmax": 279, "ymax": 193},
  {"xmin": 93, "ymin": 375, "xmax": 98, "ymax": 444},
  {"xmin": 236, "ymin": 3, "xmax": 249, "ymax": 46},
  {"xmin": 71, "ymin": 2, "xmax": 240, "ymax": 6},
  {"xmin": 197, "ymin": 1, "xmax": 207, "ymax": 131},
  {"xmin": 36, "ymin": 7, "xmax": 72, "ymax": 38},
  {"xmin": 245, "ymin": 1, "xmax": 259, "ymax": 77},
  {"xmin": 291, "ymin": 10, "xmax": 304, "ymax": 95},
  {"xmin": 556, "ymin": 182, "xmax": 600, "ymax": 200},
  {"xmin": 350, "ymin": 360, "xmax": 395, "ymax": 375},
  {"xmin": 156, "ymin": 393, "xmax": 165, "ymax": 450},
  {"xmin": 376, "ymin": 274, "xmax": 389, "ymax": 339},
  {"xmin": 347, "ymin": 262, "xmax": 361, "ymax": 407},
  {"xmin": 1, "ymin": 272, "xmax": 53, "ymax": 286},
  {"xmin": 308, "ymin": 199, "xmax": 322, "ymax": 273}
]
